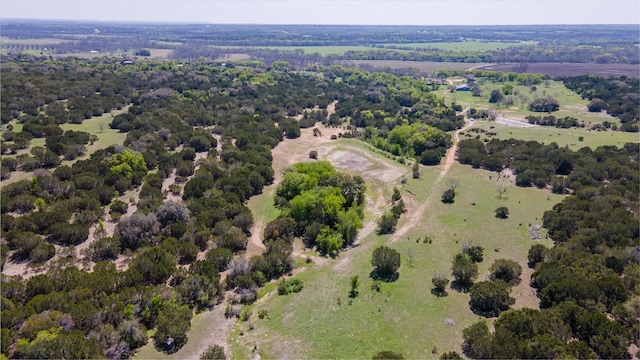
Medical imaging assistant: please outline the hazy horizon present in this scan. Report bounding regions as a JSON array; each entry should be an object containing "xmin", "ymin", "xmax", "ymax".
[{"xmin": 1, "ymin": 0, "xmax": 639, "ymax": 26}]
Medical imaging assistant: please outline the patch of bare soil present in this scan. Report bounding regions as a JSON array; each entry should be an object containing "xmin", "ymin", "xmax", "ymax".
[{"xmin": 511, "ymin": 265, "xmax": 540, "ymax": 309}]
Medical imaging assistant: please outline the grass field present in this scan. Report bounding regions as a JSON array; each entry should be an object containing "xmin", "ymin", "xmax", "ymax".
[
  {"xmin": 445, "ymin": 78, "xmax": 623, "ymax": 128},
  {"xmin": 231, "ymin": 137, "xmax": 561, "ymax": 358},
  {"xmin": 381, "ymin": 41, "xmax": 529, "ymax": 51},
  {"xmin": 462, "ymin": 121, "xmax": 639, "ymax": 150}
]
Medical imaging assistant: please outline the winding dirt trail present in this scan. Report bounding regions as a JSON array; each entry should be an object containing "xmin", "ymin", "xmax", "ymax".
[{"xmin": 389, "ymin": 119, "xmax": 473, "ymax": 243}]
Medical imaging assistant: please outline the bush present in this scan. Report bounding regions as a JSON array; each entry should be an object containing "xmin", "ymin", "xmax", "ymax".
[
  {"xmin": 116, "ymin": 213, "xmax": 160, "ymax": 250},
  {"xmin": 432, "ymin": 273, "xmax": 450, "ymax": 296},
  {"xmin": 469, "ymin": 280, "xmax": 514, "ymax": 317},
  {"xmin": 527, "ymin": 244, "xmax": 547, "ymax": 267},
  {"xmin": 372, "ymin": 351, "xmax": 405, "ymax": 359},
  {"xmin": 29, "ymin": 242, "xmax": 55, "ymax": 263},
  {"xmin": 89, "ymin": 237, "xmax": 121, "ymax": 261},
  {"xmin": 48, "ymin": 223, "xmax": 89, "ymax": 245},
  {"xmin": 495, "ymin": 206, "xmax": 509, "ymax": 219},
  {"xmin": 156, "ymin": 201, "xmax": 190, "ymax": 226},
  {"xmin": 376, "ymin": 212, "xmax": 398, "ymax": 235},
  {"xmin": 488, "ymin": 259, "xmax": 522, "ymax": 285},
  {"xmin": 371, "ymin": 246, "xmax": 401, "ymax": 280},
  {"xmin": 462, "ymin": 245, "xmax": 484, "ymax": 263},
  {"xmin": 199, "ymin": 345, "xmax": 226, "ymax": 360},
  {"xmin": 451, "ymin": 253, "xmax": 478, "ymax": 291},
  {"xmin": 441, "ymin": 189, "xmax": 455, "ymax": 203}
]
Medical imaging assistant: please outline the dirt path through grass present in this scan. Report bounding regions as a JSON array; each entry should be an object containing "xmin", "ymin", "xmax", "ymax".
[{"xmin": 390, "ymin": 119, "xmax": 472, "ymax": 243}]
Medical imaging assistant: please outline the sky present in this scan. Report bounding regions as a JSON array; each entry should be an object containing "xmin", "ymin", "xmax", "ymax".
[{"xmin": 1, "ymin": 0, "xmax": 639, "ymax": 25}]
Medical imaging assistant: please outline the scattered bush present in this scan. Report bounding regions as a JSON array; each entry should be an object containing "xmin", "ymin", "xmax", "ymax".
[
  {"xmin": 371, "ymin": 246, "xmax": 401, "ymax": 281},
  {"xmin": 494, "ymin": 206, "xmax": 509, "ymax": 219},
  {"xmin": 441, "ymin": 189, "xmax": 455, "ymax": 203}
]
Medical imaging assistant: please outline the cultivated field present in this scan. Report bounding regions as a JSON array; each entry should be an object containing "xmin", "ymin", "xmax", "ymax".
[
  {"xmin": 338, "ymin": 60, "xmax": 487, "ymax": 72},
  {"xmin": 381, "ymin": 41, "xmax": 529, "ymax": 51},
  {"xmin": 476, "ymin": 62, "xmax": 640, "ymax": 78},
  {"xmin": 212, "ymin": 45, "xmax": 376, "ymax": 55}
]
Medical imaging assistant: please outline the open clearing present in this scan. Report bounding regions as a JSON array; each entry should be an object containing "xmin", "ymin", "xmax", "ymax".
[
  {"xmin": 1, "ymin": 108, "xmax": 129, "ymax": 185},
  {"xmin": 463, "ymin": 120, "xmax": 639, "ymax": 150},
  {"xmin": 230, "ymin": 117, "xmax": 565, "ymax": 358}
]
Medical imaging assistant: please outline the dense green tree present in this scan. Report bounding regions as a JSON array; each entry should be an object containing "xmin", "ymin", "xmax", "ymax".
[
  {"xmin": 130, "ymin": 247, "xmax": 176, "ymax": 285},
  {"xmin": 154, "ymin": 302, "xmax": 192, "ymax": 353},
  {"xmin": 462, "ymin": 321, "xmax": 493, "ymax": 359}
]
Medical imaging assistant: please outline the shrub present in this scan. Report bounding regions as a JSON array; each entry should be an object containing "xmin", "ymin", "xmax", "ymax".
[
  {"xmin": 29, "ymin": 242, "xmax": 55, "ymax": 263},
  {"xmin": 441, "ymin": 189, "xmax": 455, "ymax": 203},
  {"xmin": 462, "ymin": 245, "xmax": 484, "ymax": 263},
  {"xmin": 488, "ymin": 259, "xmax": 522, "ymax": 285},
  {"xmin": 199, "ymin": 345, "xmax": 226, "ymax": 360},
  {"xmin": 432, "ymin": 273, "xmax": 450, "ymax": 296},
  {"xmin": 495, "ymin": 206, "xmax": 509, "ymax": 219},
  {"xmin": 376, "ymin": 212, "xmax": 398, "ymax": 235},
  {"xmin": 371, "ymin": 246, "xmax": 401, "ymax": 280},
  {"xmin": 469, "ymin": 280, "xmax": 514, "ymax": 317},
  {"xmin": 527, "ymin": 244, "xmax": 547, "ymax": 267},
  {"xmin": 48, "ymin": 223, "xmax": 89, "ymax": 245},
  {"xmin": 115, "ymin": 213, "xmax": 160, "ymax": 250},
  {"xmin": 372, "ymin": 351, "xmax": 405, "ymax": 359},
  {"xmin": 451, "ymin": 253, "xmax": 478, "ymax": 291},
  {"xmin": 528, "ymin": 97, "xmax": 559, "ymax": 112}
]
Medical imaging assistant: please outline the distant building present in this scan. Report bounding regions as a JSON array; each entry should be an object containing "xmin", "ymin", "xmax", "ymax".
[
  {"xmin": 456, "ymin": 84, "xmax": 470, "ymax": 91},
  {"xmin": 121, "ymin": 60, "xmax": 133, "ymax": 65}
]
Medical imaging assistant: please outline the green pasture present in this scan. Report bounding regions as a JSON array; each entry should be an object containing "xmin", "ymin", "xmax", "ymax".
[
  {"xmin": 381, "ymin": 41, "xmax": 529, "ymax": 52},
  {"xmin": 232, "ymin": 143, "xmax": 560, "ymax": 358},
  {"xmin": 446, "ymin": 78, "xmax": 623, "ymax": 127},
  {"xmin": 463, "ymin": 121, "xmax": 639, "ymax": 150}
]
